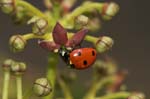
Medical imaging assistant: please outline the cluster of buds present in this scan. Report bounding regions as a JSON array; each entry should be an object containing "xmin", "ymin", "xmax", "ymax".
[
  {"xmin": 2, "ymin": 59, "xmax": 27, "ymax": 76},
  {"xmin": 10, "ymin": 61, "xmax": 26, "ymax": 76},
  {"xmin": 9, "ymin": 35, "xmax": 27, "ymax": 52},
  {"xmin": 0, "ymin": 0, "xmax": 30, "ymax": 24},
  {"xmin": 44, "ymin": 0, "xmax": 76, "ymax": 14},
  {"xmin": 101, "ymin": 2, "xmax": 119, "ymax": 20},
  {"xmin": 33, "ymin": 78, "xmax": 52, "ymax": 97}
]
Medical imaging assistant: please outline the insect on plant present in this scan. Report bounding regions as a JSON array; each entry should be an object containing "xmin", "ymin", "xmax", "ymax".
[{"xmin": 0, "ymin": 0, "xmax": 145, "ymax": 99}]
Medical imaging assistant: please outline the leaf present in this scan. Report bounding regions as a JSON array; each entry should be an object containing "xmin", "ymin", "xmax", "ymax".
[
  {"xmin": 38, "ymin": 40, "xmax": 60, "ymax": 52},
  {"xmin": 66, "ymin": 28, "xmax": 88, "ymax": 47},
  {"xmin": 52, "ymin": 22, "xmax": 68, "ymax": 45}
]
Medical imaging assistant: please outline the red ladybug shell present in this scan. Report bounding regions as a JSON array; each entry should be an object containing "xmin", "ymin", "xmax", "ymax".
[{"xmin": 69, "ymin": 48, "xmax": 97, "ymax": 69}]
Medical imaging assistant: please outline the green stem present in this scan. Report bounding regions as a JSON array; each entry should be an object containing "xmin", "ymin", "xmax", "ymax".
[
  {"xmin": 83, "ymin": 77, "xmax": 114, "ymax": 99},
  {"xmin": 22, "ymin": 32, "xmax": 98, "ymax": 44},
  {"xmin": 23, "ymin": 88, "xmax": 33, "ymax": 99},
  {"xmin": 23, "ymin": 33, "xmax": 52, "ymax": 40},
  {"xmin": 52, "ymin": 4, "xmax": 61, "ymax": 21},
  {"xmin": 44, "ymin": 53, "xmax": 58, "ymax": 99},
  {"xmin": 95, "ymin": 92, "xmax": 131, "ymax": 99},
  {"xmin": 16, "ymin": 76, "xmax": 23, "ymax": 99},
  {"xmin": 2, "ymin": 71, "xmax": 10, "ymax": 99},
  {"xmin": 17, "ymin": 0, "xmax": 53, "ymax": 31},
  {"xmin": 17, "ymin": 0, "xmax": 45, "ymax": 18},
  {"xmin": 68, "ymin": 33, "xmax": 98, "ymax": 44},
  {"xmin": 60, "ymin": 2, "xmax": 104, "ymax": 28},
  {"xmin": 58, "ymin": 76, "xmax": 73, "ymax": 99}
]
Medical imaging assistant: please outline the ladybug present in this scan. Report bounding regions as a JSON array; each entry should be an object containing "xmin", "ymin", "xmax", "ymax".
[{"xmin": 59, "ymin": 47, "xmax": 97, "ymax": 69}]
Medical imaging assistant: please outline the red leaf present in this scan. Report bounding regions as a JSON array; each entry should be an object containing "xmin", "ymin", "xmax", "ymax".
[
  {"xmin": 52, "ymin": 22, "xmax": 68, "ymax": 45},
  {"xmin": 66, "ymin": 28, "xmax": 88, "ymax": 47},
  {"xmin": 38, "ymin": 40, "xmax": 60, "ymax": 52}
]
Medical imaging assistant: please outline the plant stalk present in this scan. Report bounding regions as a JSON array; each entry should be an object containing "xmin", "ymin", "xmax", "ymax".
[
  {"xmin": 2, "ymin": 71, "xmax": 10, "ymax": 99},
  {"xmin": 58, "ymin": 76, "xmax": 73, "ymax": 99},
  {"xmin": 83, "ymin": 77, "xmax": 114, "ymax": 99},
  {"xmin": 44, "ymin": 53, "xmax": 58, "ymax": 99},
  {"xmin": 95, "ymin": 92, "xmax": 131, "ymax": 99},
  {"xmin": 16, "ymin": 75, "xmax": 23, "ymax": 99}
]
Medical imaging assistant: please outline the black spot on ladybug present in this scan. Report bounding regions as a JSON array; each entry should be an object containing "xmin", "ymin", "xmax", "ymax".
[
  {"xmin": 77, "ymin": 52, "xmax": 81, "ymax": 56},
  {"xmin": 92, "ymin": 51, "xmax": 95, "ymax": 56},
  {"xmin": 83, "ymin": 60, "xmax": 87, "ymax": 65}
]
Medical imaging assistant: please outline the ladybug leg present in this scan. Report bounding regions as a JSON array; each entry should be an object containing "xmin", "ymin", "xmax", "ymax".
[
  {"xmin": 67, "ymin": 60, "xmax": 75, "ymax": 69},
  {"xmin": 68, "ymin": 64, "xmax": 75, "ymax": 69}
]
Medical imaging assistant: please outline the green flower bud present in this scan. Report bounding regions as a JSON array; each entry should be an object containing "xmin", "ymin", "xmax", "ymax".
[
  {"xmin": 76, "ymin": 15, "xmax": 89, "ymax": 26},
  {"xmin": 2, "ymin": 59, "xmax": 14, "ymax": 71},
  {"xmin": 11, "ymin": 6, "xmax": 30, "ymax": 25},
  {"xmin": 33, "ymin": 78, "xmax": 52, "ymax": 97},
  {"xmin": 0, "ymin": 0, "xmax": 15, "ymax": 14},
  {"xmin": 102, "ymin": 2, "xmax": 119, "ymax": 20},
  {"xmin": 61, "ymin": 0, "xmax": 76, "ymax": 13},
  {"xmin": 10, "ymin": 62, "xmax": 26, "ymax": 76},
  {"xmin": 128, "ymin": 92, "xmax": 145, "ymax": 99},
  {"xmin": 87, "ymin": 18, "xmax": 101, "ymax": 31},
  {"xmin": 32, "ymin": 18, "xmax": 48, "ymax": 35},
  {"xmin": 96, "ymin": 36, "xmax": 114, "ymax": 53},
  {"xmin": 105, "ymin": 2, "xmax": 119, "ymax": 17},
  {"xmin": 9, "ymin": 35, "xmax": 27, "ymax": 52}
]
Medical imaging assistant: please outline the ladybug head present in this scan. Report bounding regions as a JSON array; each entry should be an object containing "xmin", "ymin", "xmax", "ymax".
[{"xmin": 58, "ymin": 46, "xmax": 72, "ymax": 64}]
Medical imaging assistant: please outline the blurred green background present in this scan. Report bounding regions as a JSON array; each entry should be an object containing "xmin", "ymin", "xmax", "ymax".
[{"xmin": 0, "ymin": 0, "xmax": 149, "ymax": 98}]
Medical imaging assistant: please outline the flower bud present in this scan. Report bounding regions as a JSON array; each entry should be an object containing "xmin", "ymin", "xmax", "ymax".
[
  {"xmin": 33, "ymin": 78, "xmax": 52, "ymax": 97},
  {"xmin": 9, "ymin": 35, "xmax": 27, "ymax": 52},
  {"xmin": 128, "ymin": 92, "xmax": 145, "ymax": 99},
  {"xmin": 102, "ymin": 2, "xmax": 119, "ymax": 20},
  {"xmin": 2, "ymin": 59, "xmax": 14, "ymax": 71},
  {"xmin": 32, "ymin": 18, "xmax": 48, "ymax": 35},
  {"xmin": 107, "ymin": 70, "xmax": 127, "ymax": 92},
  {"xmin": 76, "ymin": 15, "xmax": 89, "ymax": 26},
  {"xmin": 0, "ymin": 0, "xmax": 15, "ymax": 14},
  {"xmin": 96, "ymin": 36, "xmax": 114, "ymax": 53},
  {"xmin": 11, "ymin": 6, "xmax": 30, "ymax": 25},
  {"xmin": 87, "ymin": 18, "xmax": 101, "ymax": 31},
  {"xmin": 61, "ymin": 0, "xmax": 76, "ymax": 13},
  {"xmin": 44, "ymin": 0, "xmax": 53, "ymax": 10},
  {"xmin": 10, "ymin": 62, "xmax": 26, "ymax": 76}
]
